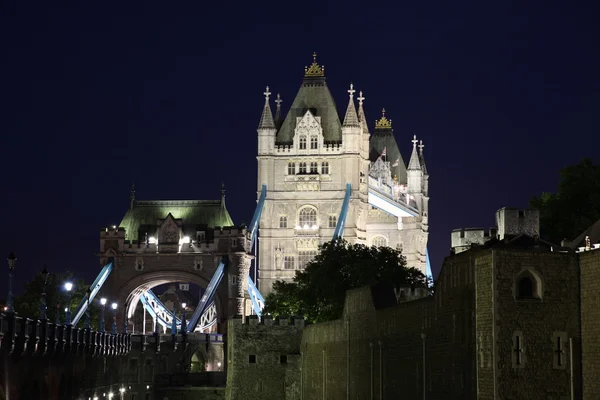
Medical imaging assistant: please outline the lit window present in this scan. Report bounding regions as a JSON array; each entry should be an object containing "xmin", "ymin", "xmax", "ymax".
[
  {"xmin": 321, "ymin": 162, "xmax": 329, "ymax": 174},
  {"xmin": 279, "ymin": 216, "xmax": 288, "ymax": 228},
  {"xmin": 299, "ymin": 136, "xmax": 307, "ymax": 150},
  {"xmin": 298, "ymin": 250, "xmax": 317, "ymax": 269},
  {"xmin": 283, "ymin": 256, "xmax": 295, "ymax": 270},
  {"xmin": 328, "ymin": 215, "xmax": 337, "ymax": 228},
  {"xmin": 310, "ymin": 136, "xmax": 318, "ymax": 149},
  {"xmin": 299, "ymin": 207, "xmax": 317, "ymax": 228},
  {"xmin": 310, "ymin": 162, "xmax": 318, "ymax": 174},
  {"xmin": 299, "ymin": 162, "xmax": 307, "ymax": 174},
  {"xmin": 372, "ymin": 236, "xmax": 388, "ymax": 247},
  {"xmin": 288, "ymin": 162, "xmax": 295, "ymax": 175}
]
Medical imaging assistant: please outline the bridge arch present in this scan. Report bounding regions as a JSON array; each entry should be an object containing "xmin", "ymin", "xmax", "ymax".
[{"xmin": 114, "ymin": 270, "xmax": 225, "ymax": 332}]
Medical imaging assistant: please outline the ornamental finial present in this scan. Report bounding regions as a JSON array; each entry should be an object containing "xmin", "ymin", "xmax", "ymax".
[
  {"xmin": 348, "ymin": 83, "xmax": 355, "ymax": 99},
  {"xmin": 304, "ymin": 52, "xmax": 325, "ymax": 77},
  {"xmin": 412, "ymin": 134, "xmax": 418, "ymax": 147},
  {"xmin": 418, "ymin": 139, "xmax": 424, "ymax": 154},
  {"xmin": 263, "ymin": 86, "xmax": 271, "ymax": 101},
  {"xmin": 375, "ymin": 108, "xmax": 392, "ymax": 129},
  {"xmin": 275, "ymin": 93, "xmax": 282, "ymax": 109},
  {"xmin": 357, "ymin": 91, "xmax": 365, "ymax": 105}
]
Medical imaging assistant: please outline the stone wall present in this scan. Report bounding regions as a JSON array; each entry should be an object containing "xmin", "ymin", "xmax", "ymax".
[
  {"xmin": 226, "ymin": 315, "xmax": 303, "ymax": 400},
  {"xmin": 580, "ymin": 249, "xmax": 600, "ymax": 399}
]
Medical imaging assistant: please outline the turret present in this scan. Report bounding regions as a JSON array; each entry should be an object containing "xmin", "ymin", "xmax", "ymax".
[
  {"xmin": 342, "ymin": 83, "xmax": 361, "ymax": 153},
  {"xmin": 407, "ymin": 135, "xmax": 422, "ymax": 195},
  {"xmin": 418, "ymin": 140, "xmax": 429, "ymax": 229},
  {"xmin": 357, "ymin": 90, "xmax": 370, "ymax": 158},
  {"xmin": 257, "ymin": 86, "xmax": 276, "ymax": 155}
]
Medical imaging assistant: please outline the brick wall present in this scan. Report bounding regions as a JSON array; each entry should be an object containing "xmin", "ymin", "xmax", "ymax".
[{"xmin": 580, "ymin": 249, "xmax": 600, "ymax": 399}]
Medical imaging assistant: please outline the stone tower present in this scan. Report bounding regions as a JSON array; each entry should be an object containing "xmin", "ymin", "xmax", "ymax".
[{"xmin": 256, "ymin": 55, "xmax": 430, "ymax": 296}]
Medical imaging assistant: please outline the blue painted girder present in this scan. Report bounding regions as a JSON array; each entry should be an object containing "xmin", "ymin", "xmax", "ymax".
[
  {"xmin": 333, "ymin": 184, "xmax": 352, "ymax": 240},
  {"xmin": 186, "ymin": 257, "xmax": 226, "ymax": 332},
  {"xmin": 71, "ymin": 260, "xmax": 114, "ymax": 326}
]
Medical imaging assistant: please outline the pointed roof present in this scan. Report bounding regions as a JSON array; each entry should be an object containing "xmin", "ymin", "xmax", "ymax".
[
  {"xmin": 257, "ymin": 86, "xmax": 276, "ymax": 130},
  {"xmin": 357, "ymin": 91, "xmax": 369, "ymax": 134},
  {"xmin": 569, "ymin": 218, "xmax": 600, "ymax": 249},
  {"xmin": 276, "ymin": 54, "xmax": 342, "ymax": 144},
  {"xmin": 274, "ymin": 93, "xmax": 284, "ymax": 130},
  {"xmin": 418, "ymin": 140, "xmax": 428, "ymax": 176},
  {"xmin": 119, "ymin": 199, "xmax": 234, "ymax": 241},
  {"xmin": 407, "ymin": 135, "xmax": 421, "ymax": 171},
  {"xmin": 369, "ymin": 109, "xmax": 407, "ymax": 184},
  {"xmin": 343, "ymin": 83, "xmax": 360, "ymax": 127}
]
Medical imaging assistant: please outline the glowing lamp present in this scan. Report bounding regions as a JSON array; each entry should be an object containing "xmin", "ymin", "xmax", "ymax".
[
  {"xmin": 100, "ymin": 298, "xmax": 107, "ymax": 306},
  {"xmin": 111, "ymin": 302, "xmax": 117, "ymax": 310},
  {"xmin": 64, "ymin": 282, "xmax": 73, "ymax": 292}
]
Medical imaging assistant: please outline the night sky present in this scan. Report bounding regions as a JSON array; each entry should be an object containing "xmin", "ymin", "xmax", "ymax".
[{"xmin": 1, "ymin": 1, "xmax": 598, "ymax": 291}]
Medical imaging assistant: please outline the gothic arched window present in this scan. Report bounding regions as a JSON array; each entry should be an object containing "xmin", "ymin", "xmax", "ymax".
[
  {"xmin": 298, "ymin": 207, "xmax": 317, "ymax": 229},
  {"xmin": 299, "ymin": 136, "xmax": 307, "ymax": 150},
  {"xmin": 515, "ymin": 270, "xmax": 542, "ymax": 299},
  {"xmin": 299, "ymin": 162, "xmax": 307, "ymax": 174},
  {"xmin": 310, "ymin": 162, "xmax": 318, "ymax": 174},
  {"xmin": 328, "ymin": 215, "xmax": 337, "ymax": 228},
  {"xmin": 288, "ymin": 162, "xmax": 295, "ymax": 175},
  {"xmin": 279, "ymin": 216, "xmax": 288, "ymax": 228},
  {"xmin": 321, "ymin": 162, "xmax": 329, "ymax": 174},
  {"xmin": 310, "ymin": 136, "xmax": 318, "ymax": 149},
  {"xmin": 372, "ymin": 236, "xmax": 388, "ymax": 247}
]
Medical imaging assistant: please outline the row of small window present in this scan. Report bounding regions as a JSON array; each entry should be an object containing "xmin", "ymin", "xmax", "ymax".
[
  {"xmin": 279, "ymin": 213, "xmax": 337, "ymax": 228},
  {"xmin": 282, "ymin": 251, "xmax": 317, "ymax": 270},
  {"xmin": 248, "ymin": 354, "xmax": 287, "ymax": 364},
  {"xmin": 507, "ymin": 332, "xmax": 569, "ymax": 369},
  {"xmin": 287, "ymin": 162, "xmax": 329, "ymax": 175},
  {"xmin": 298, "ymin": 135, "xmax": 318, "ymax": 150}
]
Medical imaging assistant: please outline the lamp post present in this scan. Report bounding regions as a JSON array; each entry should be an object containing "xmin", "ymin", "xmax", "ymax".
[
  {"xmin": 100, "ymin": 298, "xmax": 107, "ymax": 332},
  {"xmin": 111, "ymin": 303, "xmax": 117, "ymax": 334},
  {"xmin": 64, "ymin": 282, "xmax": 73, "ymax": 325},
  {"xmin": 40, "ymin": 266, "xmax": 49, "ymax": 319},
  {"xmin": 55, "ymin": 303, "xmax": 61, "ymax": 325},
  {"xmin": 181, "ymin": 303, "xmax": 187, "ymax": 334},
  {"xmin": 84, "ymin": 287, "xmax": 91, "ymax": 329},
  {"xmin": 6, "ymin": 252, "xmax": 16, "ymax": 313}
]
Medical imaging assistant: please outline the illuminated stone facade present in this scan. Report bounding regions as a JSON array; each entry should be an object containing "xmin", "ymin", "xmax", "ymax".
[{"xmin": 255, "ymin": 57, "xmax": 430, "ymax": 295}]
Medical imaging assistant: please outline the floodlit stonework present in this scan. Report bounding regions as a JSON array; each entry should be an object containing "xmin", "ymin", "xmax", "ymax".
[{"xmin": 256, "ymin": 56, "xmax": 430, "ymax": 295}]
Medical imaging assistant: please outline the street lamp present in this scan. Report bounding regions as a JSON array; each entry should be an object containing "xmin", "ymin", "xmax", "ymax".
[
  {"xmin": 84, "ymin": 287, "xmax": 91, "ymax": 329},
  {"xmin": 111, "ymin": 302, "xmax": 117, "ymax": 334},
  {"xmin": 40, "ymin": 266, "xmax": 49, "ymax": 319},
  {"xmin": 181, "ymin": 303, "xmax": 187, "ymax": 334},
  {"xmin": 64, "ymin": 282, "xmax": 73, "ymax": 325},
  {"xmin": 6, "ymin": 252, "xmax": 16, "ymax": 313},
  {"xmin": 100, "ymin": 298, "xmax": 107, "ymax": 332}
]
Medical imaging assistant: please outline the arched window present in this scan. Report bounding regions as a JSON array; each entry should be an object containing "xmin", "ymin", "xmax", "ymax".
[
  {"xmin": 288, "ymin": 162, "xmax": 295, "ymax": 175},
  {"xmin": 299, "ymin": 136, "xmax": 307, "ymax": 149},
  {"xmin": 515, "ymin": 270, "xmax": 542, "ymax": 299},
  {"xmin": 310, "ymin": 136, "xmax": 318, "ymax": 149},
  {"xmin": 299, "ymin": 162, "xmax": 307, "ymax": 174},
  {"xmin": 321, "ymin": 162, "xmax": 329, "ymax": 174},
  {"xmin": 298, "ymin": 207, "xmax": 317, "ymax": 229},
  {"xmin": 372, "ymin": 236, "xmax": 388, "ymax": 247},
  {"xmin": 279, "ymin": 216, "xmax": 288, "ymax": 228},
  {"xmin": 310, "ymin": 162, "xmax": 318, "ymax": 174}
]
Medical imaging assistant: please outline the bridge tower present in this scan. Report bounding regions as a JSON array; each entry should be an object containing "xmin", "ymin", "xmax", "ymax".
[
  {"xmin": 256, "ymin": 55, "xmax": 431, "ymax": 296},
  {"xmin": 97, "ymin": 187, "xmax": 253, "ymax": 334}
]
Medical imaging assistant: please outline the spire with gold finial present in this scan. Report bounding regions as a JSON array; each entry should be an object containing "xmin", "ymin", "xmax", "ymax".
[
  {"xmin": 357, "ymin": 90, "xmax": 369, "ymax": 134},
  {"xmin": 257, "ymin": 86, "xmax": 276, "ymax": 130},
  {"xmin": 375, "ymin": 108, "xmax": 392, "ymax": 129},
  {"xmin": 304, "ymin": 52, "xmax": 325, "ymax": 77},
  {"xmin": 343, "ymin": 83, "xmax": 360, "ymax": 127}
]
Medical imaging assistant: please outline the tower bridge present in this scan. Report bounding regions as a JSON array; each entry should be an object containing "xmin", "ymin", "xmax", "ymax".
[{"xmin": 0, "ymin": 55, "xmax": 432, "ymax": 399}]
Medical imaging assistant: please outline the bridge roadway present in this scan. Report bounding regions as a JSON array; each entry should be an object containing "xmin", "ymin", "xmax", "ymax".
[{"xmin": 0, "ymin": 312, "xmax": 225, "ymax": 399}]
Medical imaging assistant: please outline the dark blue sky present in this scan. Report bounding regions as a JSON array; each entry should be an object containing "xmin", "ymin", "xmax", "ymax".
[{"xmin": 1, "ymin": 1, "xmax": 598, "ymax": 290}]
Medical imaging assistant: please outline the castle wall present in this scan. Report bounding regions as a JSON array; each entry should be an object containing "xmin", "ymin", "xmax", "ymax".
[
  {"xmin": 226, "ymin": 315, "xmax": 303, "ymax": 400},
  {"xmin": 579, "ymin": 249, "xmax": 600, "ymax": 399},
  {"xmin": 492, "ymin": 250, "xmax": 580, "ymax": 400}
]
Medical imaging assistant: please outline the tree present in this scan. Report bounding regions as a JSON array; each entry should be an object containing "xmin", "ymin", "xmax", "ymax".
[
  {"xmin": 13, "ymin": 270, "xmax": 100, "ymax": 328},
  {"xmin": 530, "ymin": 158, "xmax": 600, "ymax": 244},
  {"xmin": 264, "ymin": 239, "xmax": 428, "ymax": 324}
]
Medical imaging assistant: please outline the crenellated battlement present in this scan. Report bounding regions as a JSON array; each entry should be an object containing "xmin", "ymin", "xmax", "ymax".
[{"xmin": 229, "ymin": 314, "xmax": 305, "ymax": 328}]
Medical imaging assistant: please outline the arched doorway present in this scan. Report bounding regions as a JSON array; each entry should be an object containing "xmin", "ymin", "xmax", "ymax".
[{"xmin": 190, "ymin": 350, "xmax": 206, "ymax": 372}]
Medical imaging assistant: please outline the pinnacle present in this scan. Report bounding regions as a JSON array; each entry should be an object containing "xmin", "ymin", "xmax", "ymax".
[
  {"xmin": 343, "ymin": 83, "xmax": 360, "ymax": 127},
  {"xmin": 357, "ymin": 91, "xmax": 369, "ymax": 134},
  {"xmin": 258, "ymin": 86, "xmax": 276, "ymax": 130},
  {"xmin": 408, "ymin": 135, "xmax": 421, "ymax": 171}
]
